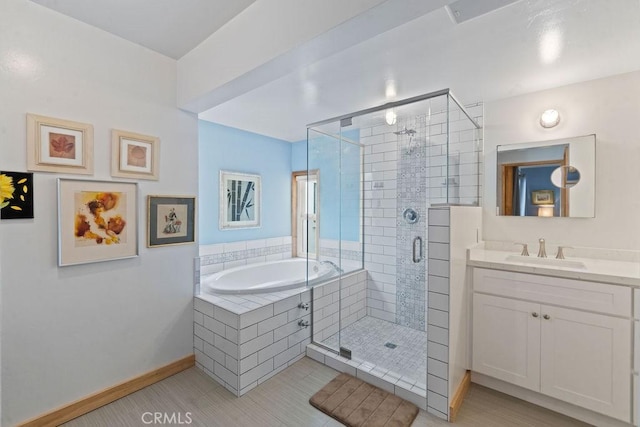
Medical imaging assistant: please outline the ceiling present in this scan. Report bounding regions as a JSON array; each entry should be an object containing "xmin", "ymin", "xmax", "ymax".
[
  {"xmin": 28, "ymin": 0, "xmax": 640, "ymax": 142},
  {"xmin": 200, "ymin": 0, "xmax": 640, "ymax": 141},
  {"xmin": 29, "ymin": 0, "xmax": 257, "ymax": 59}
]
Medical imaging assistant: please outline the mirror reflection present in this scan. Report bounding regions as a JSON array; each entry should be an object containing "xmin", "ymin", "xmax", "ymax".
[
  {"xmin": 551, "ymin": 165, "xmax": 581, "ymax": 189},
  {"xmin": 496, "ymin": 135, "xmax": 595, "ymax": 218}
]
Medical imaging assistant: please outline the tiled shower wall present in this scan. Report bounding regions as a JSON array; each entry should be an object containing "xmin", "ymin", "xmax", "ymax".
[
  {"xmin": 428, "ymin": 102, "xmax": 484, "ymax": 206},
  {"xmin": 363, "ymin": 103, "xmax": 483, "ymax": 325}
]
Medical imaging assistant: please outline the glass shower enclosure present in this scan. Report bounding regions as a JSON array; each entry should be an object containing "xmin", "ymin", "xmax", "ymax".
[{"xmin": 305, "ymin": 89, "xmax": 482, "ymax": 416}]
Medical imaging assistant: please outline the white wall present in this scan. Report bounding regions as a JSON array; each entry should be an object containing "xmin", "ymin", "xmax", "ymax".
[
  {"xmin": 0, "ymin": 1, "xmax": 198, "ymax": 425},
  {"xmin": 483, "ymin": 71, "xmax": 640, "ymax": 250}
]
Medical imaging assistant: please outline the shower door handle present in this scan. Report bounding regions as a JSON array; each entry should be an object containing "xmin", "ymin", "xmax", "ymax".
[{"xmin": 412, "ymin": 237, "xmax": 423, "ymax": 263}]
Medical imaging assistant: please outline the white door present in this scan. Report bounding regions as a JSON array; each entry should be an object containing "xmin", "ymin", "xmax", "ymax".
[
  {"xmin": 472, "ymin": 293, "xmax": 541, "ymax": 391},
  {"xmin": 540, "ymin": 305, "xmax": 631, "ymax": 422}
]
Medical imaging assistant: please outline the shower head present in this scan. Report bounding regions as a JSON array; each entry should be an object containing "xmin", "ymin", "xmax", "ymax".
[{"xmin": 393, "ymin": 127, "xmax": 417, "ymax": 136}]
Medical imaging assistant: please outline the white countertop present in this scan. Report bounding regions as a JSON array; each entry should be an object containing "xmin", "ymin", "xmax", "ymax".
[{"xmin": 468, "ymin": 244, "xmax": 640, "ymax": 287}]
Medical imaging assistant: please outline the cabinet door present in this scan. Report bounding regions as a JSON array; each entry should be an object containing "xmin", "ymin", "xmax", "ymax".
[
  {"xmin": 540, "ymin": 305, "xmax": 631, "ymax": 422},
  {"xmin": 472, "ymin": 293, "xmax": 541, "ymax": 391}
]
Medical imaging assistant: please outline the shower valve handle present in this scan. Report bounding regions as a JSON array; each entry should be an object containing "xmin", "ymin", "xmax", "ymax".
[{"xmin": 412, "ymin": 236, "xmax": 423, "ymax": 263}]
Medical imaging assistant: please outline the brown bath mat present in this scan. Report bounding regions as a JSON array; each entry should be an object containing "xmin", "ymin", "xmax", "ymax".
[{"xmin": 310, "ymin": 373, "xmax": 419, "ymax": 427}]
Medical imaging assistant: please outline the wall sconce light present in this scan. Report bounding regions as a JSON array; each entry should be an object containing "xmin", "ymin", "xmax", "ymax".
[
  {"xmin": 385, "ymin": 109, "xmax": 397, "ymax": 125},
  {"xmin": 540, "ymin": 109, "xmax": 560, "ymax": 128},
  {"xmin": 537, "ymin": 205, "xmax": 555, "ymax": 217}
]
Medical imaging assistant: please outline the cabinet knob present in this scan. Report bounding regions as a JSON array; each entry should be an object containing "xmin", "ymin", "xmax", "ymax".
[
  {"xmin": 532, "ymin": 312, "xmax": 539, "ymax": 318},
  {"xmin": 543, "ymin": 314, "xmax": 550, "ymax": 320}
]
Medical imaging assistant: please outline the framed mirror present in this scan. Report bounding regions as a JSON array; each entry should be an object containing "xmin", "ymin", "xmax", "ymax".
[
  {"xmin": 219, "ymin": 171, "xmax": 261, "ymax": 229},
  {"xmin": 496, "ymin": 134, "xmax": 595, "ymax": 218}
]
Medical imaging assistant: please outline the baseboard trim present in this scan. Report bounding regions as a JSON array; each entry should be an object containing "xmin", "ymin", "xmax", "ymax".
[
  {"xmin": 17, "ymin": 354, "xmax": 195, "ymax": 427},
  {"xmin": 449, "ymin": 370, "xmax": 471, "ymax": 422}
]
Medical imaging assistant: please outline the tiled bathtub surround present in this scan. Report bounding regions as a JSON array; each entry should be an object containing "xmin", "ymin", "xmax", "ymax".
[
  {"xmin": 199, "ymin": 236, "xmax": 292, "ymax": 275},
  {"xmin": 313, "ymin": 270, "xmax": 367, "ymax": 343},
  {"xmin": 193, "ymin": 288, "xmax": 311, "ymax": 396}
]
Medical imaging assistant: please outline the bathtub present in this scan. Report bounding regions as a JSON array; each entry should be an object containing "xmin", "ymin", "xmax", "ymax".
[{"xmin": 201, "ymin": 258, "xmax": 336, "ymax": 295}]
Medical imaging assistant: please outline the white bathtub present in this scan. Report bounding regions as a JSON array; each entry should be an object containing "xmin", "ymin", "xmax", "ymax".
[{"xmin": 201, "ymin": 258, "xmax": 335, "ymax": 295}]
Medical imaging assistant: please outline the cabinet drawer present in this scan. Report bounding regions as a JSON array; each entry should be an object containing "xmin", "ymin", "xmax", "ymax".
[{"xmin": 473, "ymin": 268, "xmax": 631, "ymax": 317}]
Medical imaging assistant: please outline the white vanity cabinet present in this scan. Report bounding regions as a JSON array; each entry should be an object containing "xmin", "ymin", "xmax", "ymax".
[{"xmin": 472, "ymin": 268, "xmax": 632, "ymax": 423}]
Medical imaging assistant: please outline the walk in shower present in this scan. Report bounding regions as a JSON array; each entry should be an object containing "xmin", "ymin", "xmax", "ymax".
[{"xmin": 305, "ymin": 89, "xmax": 482, "ymax": 417}]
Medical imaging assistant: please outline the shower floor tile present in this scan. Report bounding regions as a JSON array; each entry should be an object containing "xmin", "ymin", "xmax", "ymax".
[{"xmin": 322, "ymin": 316, "xmax": 427, "ymax": 384}]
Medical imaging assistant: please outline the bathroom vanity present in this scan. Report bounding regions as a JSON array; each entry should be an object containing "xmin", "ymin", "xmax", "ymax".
[{"xmin": 467, "ymin": 243, "xmax": 640, "ymax": 427}]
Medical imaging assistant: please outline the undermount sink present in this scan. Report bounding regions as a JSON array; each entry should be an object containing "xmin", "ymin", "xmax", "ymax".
[{"xmin": 504, "ymin": 255, "xmax": 587, "ymax": 270}]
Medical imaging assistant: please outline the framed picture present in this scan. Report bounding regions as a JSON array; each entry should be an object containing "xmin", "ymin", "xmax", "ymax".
[
  {"xmin": 0, "ymin": 171, "xmax": 34, "ymax": 219},
  {"xmin": 27, "ymin": 114, "xmax": 94, "ymax": 175},
  {"xmin": 219, "ymin": 171, "xmax": 261, "ymax": 230},
  {"xmin": 147, "ymin": 195, "xmax": 196, "ymax": 247},
  {"xmin": 532, "ymin": 189, "xmax": 555, "ymax": 205},
  {"xmin": 57, "ymin": 179, "xmax": 138, "ymax": 266},
  {"xmin": 111, "ymin": 129, "xmax": 160, "ymax": 180}
]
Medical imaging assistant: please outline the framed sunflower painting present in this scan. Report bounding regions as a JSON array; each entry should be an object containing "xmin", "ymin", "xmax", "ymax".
[{"xmin": 0, "ymin": 171, "xmax": 34, "ymax": 219}]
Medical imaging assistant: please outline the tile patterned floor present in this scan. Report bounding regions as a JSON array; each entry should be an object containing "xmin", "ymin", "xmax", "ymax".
[{"xmin": 322, "ymin": 316, "xmax": 428, "ymax": 385}]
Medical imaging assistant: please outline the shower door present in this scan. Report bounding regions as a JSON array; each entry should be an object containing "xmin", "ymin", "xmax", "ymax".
[{"xmin": 307, "ymin": 121, "xmax": 364, "ymax": 356}]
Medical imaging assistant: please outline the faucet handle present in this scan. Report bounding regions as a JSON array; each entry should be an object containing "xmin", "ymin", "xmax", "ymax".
[
  {"xmin": 514, "ymin": 242, "xmax": 529, "ymax": 256},
  {"xmin": 555, "ymin": 246, "xmax": 573, "ymax": 260}
]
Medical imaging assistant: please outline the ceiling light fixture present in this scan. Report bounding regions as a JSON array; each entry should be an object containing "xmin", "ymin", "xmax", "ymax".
[
  {"xmin": 385, "ymin": 109, "xmax": 397, "ymax": 125},
  {"xmin": 540, "ymin": 109, "xmax": 560, "ymax": 128}
]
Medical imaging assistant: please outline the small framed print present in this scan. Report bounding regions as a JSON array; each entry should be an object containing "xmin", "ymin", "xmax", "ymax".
[
  {"xmin": 27, "ymin": 114, "xmax": 94, "ymax": 175},
  {"xmin": 532, "ymin": 189, "xmax": 555, "ymax": 205},
  {"xmin": 111, "ymin": 129, "xmax": 160, "ymax": 180},
  {"xmin": 58, "ymin": 179, "xmax": 138, "ymax": 266},
  {"xmin": 219, "ymin": 171, "xmax": 261, "ymax": 230},
  {"xmin": 147, "ymin": 195, "xmax": 195, "ymax": 247}
]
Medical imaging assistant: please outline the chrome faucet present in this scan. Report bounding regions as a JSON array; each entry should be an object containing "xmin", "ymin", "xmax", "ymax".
[
  {"xmin": 537, "ymin": 238, "xmax": 547, "ymax": 258},
  {"xmin": 320, "ymin": 260, "xmax": 343, "ymax": 273}
]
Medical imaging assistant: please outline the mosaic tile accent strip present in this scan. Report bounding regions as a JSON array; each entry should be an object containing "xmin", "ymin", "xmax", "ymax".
[
  {"xmin": 319, "ymin": 247, "xmax": 363, "ymax": 262},
  {"xmin": 200, "ymin": 244, "xmax": 291, "ymax": 266},
  {"xmin": 396, "ymin": 116, "xmax": 427, "ymax": 331}
]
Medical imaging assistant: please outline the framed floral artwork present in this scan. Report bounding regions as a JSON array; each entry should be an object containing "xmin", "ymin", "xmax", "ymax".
[
  {"xmin": 27, "ymin": 114, "xmax": 94, "ymax": 175},
  {"xmin": 0, "ymin": 171, "xmax": 34, "ymax": 219},
  {"xmin": 58, "ymin": 179, "xmax": 138, "ymax": 266},
  {"xmin": 111, "ymin": 129, "xmax": 160, "ymax": 180},
  {"xmin": 147, "ymin": 195, "xmax": 195, "ymax": 247}
]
